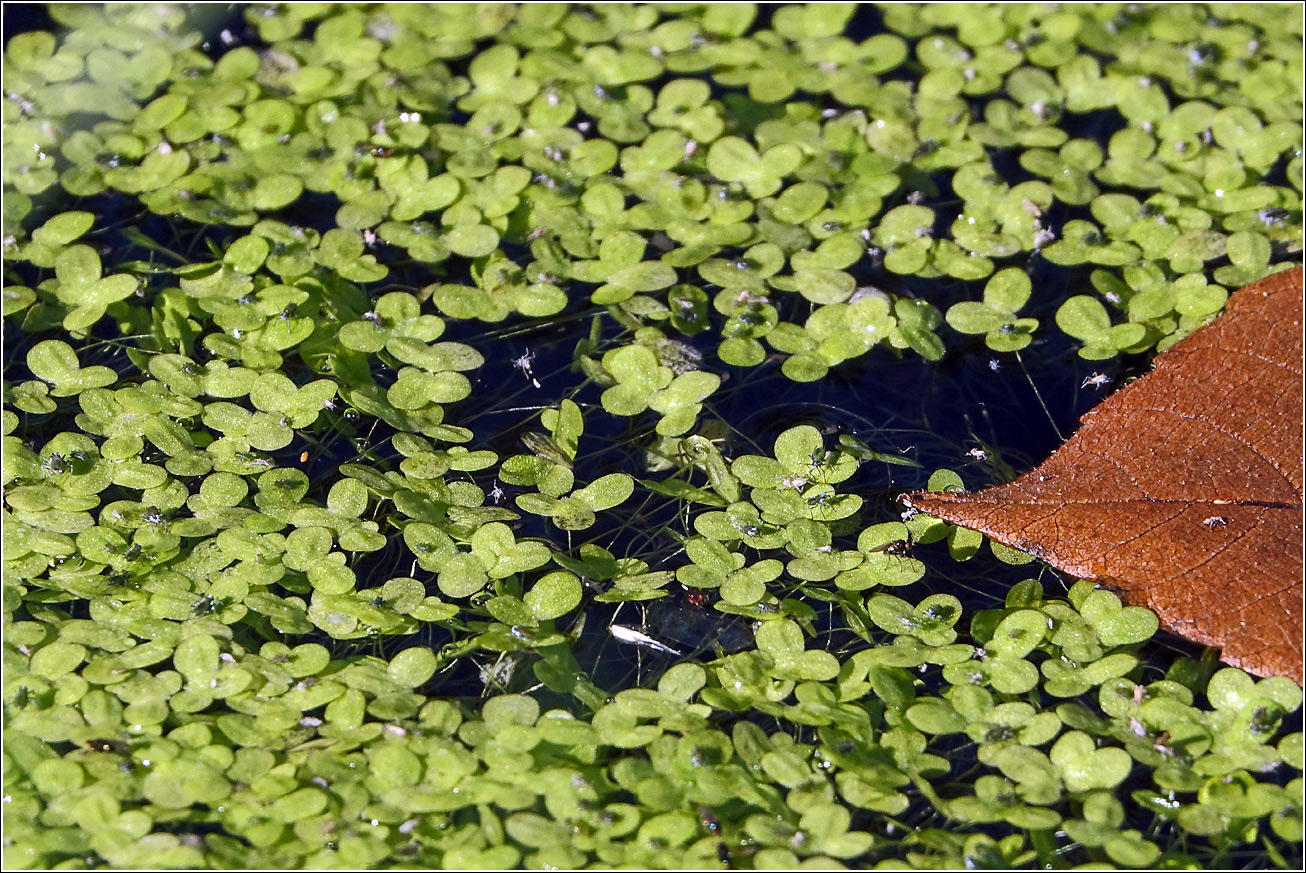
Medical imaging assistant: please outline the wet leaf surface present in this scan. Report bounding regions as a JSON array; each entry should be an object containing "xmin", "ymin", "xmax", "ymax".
[{"xmin": 904, "ymin": 267, "xmax": 1304, "ymax": 683}]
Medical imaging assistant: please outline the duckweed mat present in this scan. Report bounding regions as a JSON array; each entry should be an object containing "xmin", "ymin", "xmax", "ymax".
[{"xmin": 3, "ymin": 3, "xmax": 1303, "ymax": 869}]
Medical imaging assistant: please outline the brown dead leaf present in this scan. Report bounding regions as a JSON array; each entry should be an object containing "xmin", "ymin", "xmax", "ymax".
[{"xmin": 902, "ymin": 267, "xmax": 1304, "ymax": 684}]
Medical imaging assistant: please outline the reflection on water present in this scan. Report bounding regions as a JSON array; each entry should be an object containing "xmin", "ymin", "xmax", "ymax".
[
  {"xmin": 639, "ymin": 598, "xmax": 755, "ymax": 657},
  {"xmin": 580, "ymin": 597, "xmax": 755, "ymax": 691}
]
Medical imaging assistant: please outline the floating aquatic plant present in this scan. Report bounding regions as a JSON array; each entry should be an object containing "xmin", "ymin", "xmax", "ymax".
[{"xmin": 3, "ymin": 3, "xmax": 1302, "ymax": 870}]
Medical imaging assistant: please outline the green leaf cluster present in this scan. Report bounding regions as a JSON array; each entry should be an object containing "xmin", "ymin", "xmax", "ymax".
[{"xmin": 3, "ymin": 3, "xmax": 1302, "ymax": 870}]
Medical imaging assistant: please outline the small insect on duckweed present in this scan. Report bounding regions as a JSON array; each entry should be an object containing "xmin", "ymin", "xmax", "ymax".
[
  {"xmin": 1131, "ymin": 683, "xmax": 1148, "ymax": 707},
  {"xmin": 683, "ymin": 588, "xmax": 711, "ymax": 609},
  {"xmin": 1258, "ymin": 207, "xmax": 1290, "ymax": 227},
  {"xmin": 1249, "ymin": 705, "xmax": 1279, "ymax": 736},
  {"xmin": 1082, "ymin": 372, "xmax": 1110, "ymax": 390},
  {"xmin": 191, "ymin": 594, "xmax": 217, "ymax": 616},
  {"xmin": 805, "ymin": 489, "xmax": 835, "ymax": 508},
  {"xmin": 868, "ymin": 529, "xmax": 915, "ymax": 557},
  {"xmin": 513, "ymin": 350, "xmax": 541, "ymax": 388}
]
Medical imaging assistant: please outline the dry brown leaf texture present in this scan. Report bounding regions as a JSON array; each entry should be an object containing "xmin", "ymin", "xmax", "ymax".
[{"xmin": 902, "ymin": 266, "xmax": 1304, "ymax": 684}]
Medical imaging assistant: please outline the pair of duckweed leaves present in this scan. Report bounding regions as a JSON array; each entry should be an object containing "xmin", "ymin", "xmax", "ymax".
[
  {"xmin": 500, "ymin": 399, "xmax": 636, "ymax": 533},
  {"xmin": 26, "ymin": 238, "xmax": 145, "ymax": 337},
  {"xmin": 596, "ymin": 343, "xmax": 719, "ymax": 436}
]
